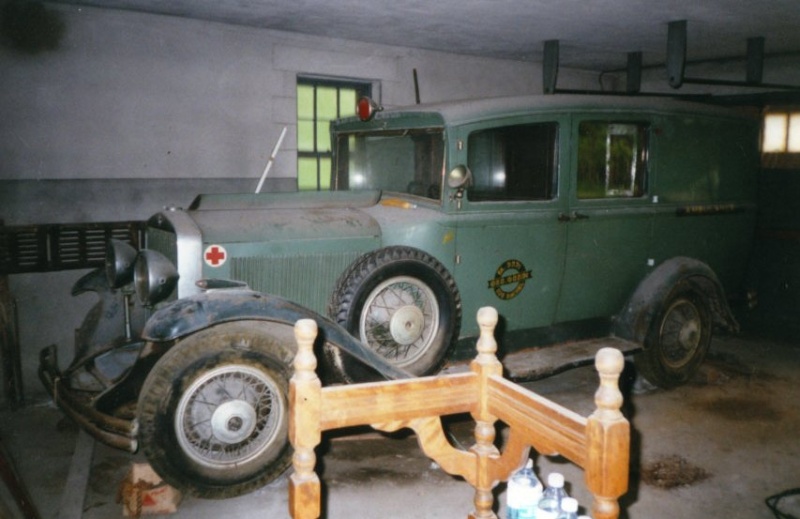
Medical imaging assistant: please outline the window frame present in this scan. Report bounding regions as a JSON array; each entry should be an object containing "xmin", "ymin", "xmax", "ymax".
[
  {"xmin": 575, "ymin": 119, "xmax": 650, "ymax": 200},
  {"xmin": 464, "ymin": 120, "xmax": 560, "ymax": 204}
]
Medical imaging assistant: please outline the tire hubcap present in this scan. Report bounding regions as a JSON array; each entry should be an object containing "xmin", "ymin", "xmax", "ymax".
[
  {"xmin": 210, "ymin": 400, "xmax": 258, "ymax": 444},
  {"xmin": 390, "ymin": 305, "xmax": 425, "ymax": 345}
]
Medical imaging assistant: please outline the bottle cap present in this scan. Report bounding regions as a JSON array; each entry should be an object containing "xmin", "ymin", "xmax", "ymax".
[
  {"xmin": 562, "ymin": 497, "xmax": 578, "ymax": 512},
  {"xmin": 547, "ymin": 472, "xmax": 564, "ymax": 488}
]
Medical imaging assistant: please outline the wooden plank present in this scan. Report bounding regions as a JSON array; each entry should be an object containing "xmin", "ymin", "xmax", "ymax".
[
  {"xmin": 57, "ymin": 431, "xmax": 95, "ymax": 519},
  {"xmin": 487, "ymin": 375, "xmax": 587, "ymax": 465},
  {"xmin": 502, "ymin": 337, "xmax": 639, "ymax": 381},
  {"xmin": 320, "ymin": 372, "xmax": 477, "ymax": 429}
]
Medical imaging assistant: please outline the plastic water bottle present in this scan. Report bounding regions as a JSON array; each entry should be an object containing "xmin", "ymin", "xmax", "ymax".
[
  {"xmin": 537, "ymin": 472, "xmax": 567, "ymax": 519},
  {"xmin": 506, "ymin": 459, "xmax": 542, "ymax": 519},
  {"xmin": 556, "ymin": 497, "xmax": 578, "ymax": 519}
]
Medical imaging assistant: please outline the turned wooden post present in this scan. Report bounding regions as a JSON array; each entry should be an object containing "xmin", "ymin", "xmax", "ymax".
[
  {"xmin": 585, "ymin": 347, "xmax": 629, "ymax": 519},
  {"xmin": 468, "ymin": 307, "xmax": 504, "ymax": 519},
  {"xmin": 288, "ymin": 319, "xmax": 322, "ymax": 519}
]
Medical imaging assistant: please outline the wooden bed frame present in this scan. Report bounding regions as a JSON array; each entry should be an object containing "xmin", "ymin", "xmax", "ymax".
[{"xmin": 288, "ymin": 307, "xmax": 629, "ymax": 519}]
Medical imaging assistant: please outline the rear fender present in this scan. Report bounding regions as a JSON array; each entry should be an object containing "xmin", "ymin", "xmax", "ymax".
[
  {"xmin": 614, "ymin": 257, "xmax": 738, "ymax": 345},
  {"xmin": 142, "ymin": 289, "xmax": 412, "ymax": 380}
]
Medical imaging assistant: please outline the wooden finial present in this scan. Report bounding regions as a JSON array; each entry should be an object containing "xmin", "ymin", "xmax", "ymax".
[
  {"xmin": 293, "ymin": 319, "xmax": 318, "ymax": 381},
  {"xmin": 475, "ymin": 306, "xmax": 499, "ymax": 360},
  {"xmin": 593, "ymin": 347, "xmax": 625, "ymax": 421}
]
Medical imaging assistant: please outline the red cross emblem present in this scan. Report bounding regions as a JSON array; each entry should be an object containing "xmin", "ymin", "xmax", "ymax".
[{"xmin": 204, "ymin": 245, "xmax": 227, "ymax": 267}]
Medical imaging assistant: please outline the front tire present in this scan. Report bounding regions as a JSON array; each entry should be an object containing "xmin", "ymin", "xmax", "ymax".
[
  {"xmin": 328, "ymin": 246, "xmax": 461, "ymax": 382},
  {"xmin": 137, "ymin": 321, "xmax": 294, "ymax": 498},
  {"xmin": 635, "ymin": 283, "xmax": 712, "ymax": 388}
]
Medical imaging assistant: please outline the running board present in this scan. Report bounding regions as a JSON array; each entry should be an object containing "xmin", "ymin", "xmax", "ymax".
[{"xmin": 443, "ymin": 337, "xmax": 641, "ymax": 381}]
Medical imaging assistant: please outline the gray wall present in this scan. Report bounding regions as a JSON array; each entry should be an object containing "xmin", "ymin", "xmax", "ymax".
[{"xmin": 0, "ymin": 4, "xmax": 602, "ymax": 404}]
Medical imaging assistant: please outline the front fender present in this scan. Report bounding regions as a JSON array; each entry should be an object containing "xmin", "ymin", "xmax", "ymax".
[
  {"xmin": 614, "ymin": 256, "xmax": 738, "ymax": 344},
  {"xmin": 142, "ymin": 289, "xmax": 412, "ymax": 380}
]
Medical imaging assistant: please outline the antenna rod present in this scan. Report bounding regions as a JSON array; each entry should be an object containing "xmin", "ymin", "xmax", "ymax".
[{"xmin": 255, "ymin": 126, "xmax": 288, "ymax": 194}]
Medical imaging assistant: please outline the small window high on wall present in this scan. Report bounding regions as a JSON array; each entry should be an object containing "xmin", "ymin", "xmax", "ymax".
[
  {"xmin": 762, "ymin": 109, "xmax": 800, "ymax": 169},
  {"xmin": 297, "ymin": 77, "xmax": 372, "ymax": 190},
  {"xmin": 762, "ymin": 110, "xmax": 800, "ymax": 153}
]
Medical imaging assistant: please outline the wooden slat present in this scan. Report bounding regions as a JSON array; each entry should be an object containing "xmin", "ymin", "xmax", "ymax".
[
  {"xmin": 487, "ymin": 375, "xmax": 587, "ymax": 466},
  {"xmin": 320, "ymin": 372, "xmax": 477, "ymax": 429}
]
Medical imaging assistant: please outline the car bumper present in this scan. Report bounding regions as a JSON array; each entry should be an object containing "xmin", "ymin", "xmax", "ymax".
[{"xmin": 38, "ymin": 345, "xmax": 138, "ymax": 452}]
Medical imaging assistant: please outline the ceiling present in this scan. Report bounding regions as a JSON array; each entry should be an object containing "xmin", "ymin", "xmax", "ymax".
[{"xmin": 55, "ymin": 0, "xmax": 800, "ymax": 72}]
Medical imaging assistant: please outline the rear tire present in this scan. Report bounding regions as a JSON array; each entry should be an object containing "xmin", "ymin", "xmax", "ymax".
[
  {"xmin": 635, "ymin": 283, "xmax": 712, "ymax": 388},
  {"xmin": 137, "ymin": 321, "xmax": 294, "ymax": 498}
]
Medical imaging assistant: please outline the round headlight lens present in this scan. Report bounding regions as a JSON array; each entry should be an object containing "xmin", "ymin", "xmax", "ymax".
[
  {"xmin": 105, "ymin": 239, "xmax": 138, "ymax": 289},
  {"xmin": 134, "ymin": 250, "xmax": 179, "ymax": 306}
]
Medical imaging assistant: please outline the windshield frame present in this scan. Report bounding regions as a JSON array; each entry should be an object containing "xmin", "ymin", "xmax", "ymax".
[{"xmin": 331, "ymin": 127, "xmax": 447, "ymax": 202}]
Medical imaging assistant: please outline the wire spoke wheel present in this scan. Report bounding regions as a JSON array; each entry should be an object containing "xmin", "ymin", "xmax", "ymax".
[
  {"xmin": 359, "ymin": 276, "xmax": 439, "ymax": 367},
  {"xmin": 658, "ymin": 298, "xmax": 703, "ymax": 369},
  {"xmin": 137, "ymin": 322, "xmax": 294, "ymax": 498},
  {"xmin": 635, "ymin": 285, "xmax": 712, "ymax": 388},
  {"xmin": 176, "ymin": 365, "xmax": 284, "ymax": 469}
]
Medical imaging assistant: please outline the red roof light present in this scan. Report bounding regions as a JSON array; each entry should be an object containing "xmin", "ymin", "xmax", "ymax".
[{"xmin": 357, "ymin": 96, "xmax": 382, "ymax": 121}]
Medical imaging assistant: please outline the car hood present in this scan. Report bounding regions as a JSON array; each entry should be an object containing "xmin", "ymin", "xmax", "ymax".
[{"xmin": 182, "ymin": 190, "xmax": 383, "ymax": 244}]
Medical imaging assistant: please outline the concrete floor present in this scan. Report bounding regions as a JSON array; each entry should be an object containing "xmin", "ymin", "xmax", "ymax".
[{"xmin": 1, "ymin": 332, "xmax": 798, "ymax": 519}]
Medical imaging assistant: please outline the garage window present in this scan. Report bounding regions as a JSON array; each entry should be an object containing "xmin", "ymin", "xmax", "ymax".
[
  {"xmin": 762, "ymin": 111, "xmax": 800, "ymax": 153},
  {"xmin": 297, "ymin": 77, "xmax": 372, "ymax": 190}
]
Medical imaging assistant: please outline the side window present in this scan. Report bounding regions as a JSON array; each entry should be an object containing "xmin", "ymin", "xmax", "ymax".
[
  {"xmin": 577, "ymin": 121, "xmax": 648, "ymax": 199},
  {"xmin": 297, "ymin": 77, "xmax": 371, "ymax": 191},
  {"xmin": 467, "ymin": 122, "xmax": 558, "ymax": 202}
]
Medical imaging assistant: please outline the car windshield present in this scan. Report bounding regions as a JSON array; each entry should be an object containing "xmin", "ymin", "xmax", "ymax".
[{"xmin": 332, "ymin": 129, "xmax": 445, "ymax": 201}]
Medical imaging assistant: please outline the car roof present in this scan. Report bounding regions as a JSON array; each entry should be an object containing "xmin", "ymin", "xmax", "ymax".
[{"xmin": 354, "ymin": 94, "xmax": 754, "ymax": 127}]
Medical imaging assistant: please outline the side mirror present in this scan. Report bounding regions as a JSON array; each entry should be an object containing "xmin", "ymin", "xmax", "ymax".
[{"xmin": 447, "ymin": 165, "xmax": 472, "ymax": 189}]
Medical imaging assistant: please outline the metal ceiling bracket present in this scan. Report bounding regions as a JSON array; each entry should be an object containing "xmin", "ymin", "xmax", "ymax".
[
  {"xmin": 667, "ymin": 20, "xmax": 687, "ymax": 89},
  {"xmin": 747, "ymin": 37, "xmax": 764, "ymax": 84},
  {"xmin": 627, "ymin": 51, "xmax": 642, "ymax": 94},
  {"xmin": 543, "ymin": 39, "xmax": 559, "ymax": 94}
]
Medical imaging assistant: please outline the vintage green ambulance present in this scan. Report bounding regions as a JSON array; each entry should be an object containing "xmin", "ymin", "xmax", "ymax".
[{"xmin": 40, "ymin": 94, "xmax": 758, "ymax": 498}]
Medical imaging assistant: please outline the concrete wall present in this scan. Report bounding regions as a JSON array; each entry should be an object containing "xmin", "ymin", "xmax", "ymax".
[{"xmin": 0, "ymin": 4, "xmax": 603, "ymax": 404}]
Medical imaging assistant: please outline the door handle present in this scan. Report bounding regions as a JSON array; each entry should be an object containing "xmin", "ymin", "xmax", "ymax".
[{"xmin": 557, "ymin": 211, "xmax": 590, "ymax": 222}]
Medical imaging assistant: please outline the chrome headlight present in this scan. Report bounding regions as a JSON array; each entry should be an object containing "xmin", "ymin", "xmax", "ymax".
[
  {"xmin": 105, "ymin": 239, "xmax": 138, "ymax": 289},
  {"xmin": 134, "ymin": 250, "xmax": 179, "ymax": 306}
]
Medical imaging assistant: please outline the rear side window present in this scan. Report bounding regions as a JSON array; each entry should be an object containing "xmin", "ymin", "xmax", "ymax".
[
  {"xmin": 577, "ymin": 121, "xmax": 649, "ymax": 199},
  {"xmin": 467, "ymin": 122, "xmax": 558, "ymax": 202}
]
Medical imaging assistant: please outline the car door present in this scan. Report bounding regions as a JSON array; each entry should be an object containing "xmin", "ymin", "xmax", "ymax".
[
  {"xmin": 555, "ymin": 116, "xmax": 655, "ymax": 324},
  {"xmin": 451, "ymin": 116, "xmax": 570, "ymax": 341}
]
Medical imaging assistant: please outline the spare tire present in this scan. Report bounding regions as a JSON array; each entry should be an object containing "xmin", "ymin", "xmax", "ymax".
[{"xmin": 327, "ymin": 246, "xmax": 461, "ymax": 382}]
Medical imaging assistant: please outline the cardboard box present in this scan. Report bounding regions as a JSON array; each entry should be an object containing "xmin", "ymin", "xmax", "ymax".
[{"xmin": 119, "ymin": 463, "xmax": 182, "ymax": 516}]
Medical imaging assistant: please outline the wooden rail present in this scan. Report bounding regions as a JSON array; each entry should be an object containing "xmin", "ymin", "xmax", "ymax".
[{"xmin": 289, "ymin": 307, "xmax": 629, "ymax": 519}]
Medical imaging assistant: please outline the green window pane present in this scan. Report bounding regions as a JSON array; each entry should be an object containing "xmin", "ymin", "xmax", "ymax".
[
  {"xmin": 339, "ymin": 89, "xmax": 357, "ymax": 117},
  {"xmin": 298, "ymin": 120, "xmax": 315, "ymax": 152},
  {"xmin": 317, "ymin": 86, "xmax": 338, "ymax": 121},
  {"xmin": 298, "ymin": 158, "xmax": 318, "ymax": 190},
  {"xmin": 316, "ymin": 121, "xmax": 331, "ymax": 152},
  {"xmin": 297, "ymin": 84, "xmax": 314, "ymax": 120},
  {"xmin": 319, "ymin": 158, "xmax": 331, "ymax": 190}
]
